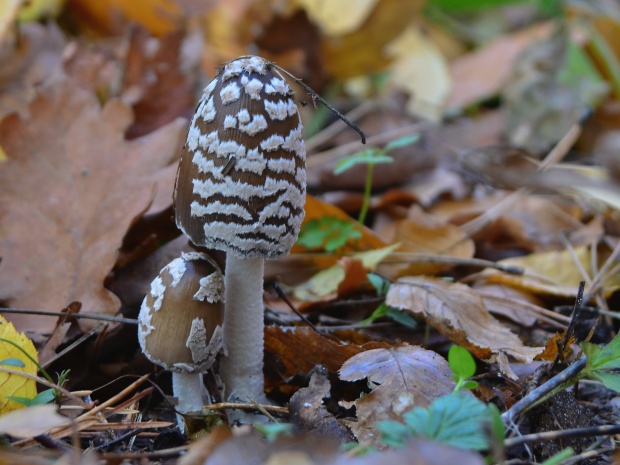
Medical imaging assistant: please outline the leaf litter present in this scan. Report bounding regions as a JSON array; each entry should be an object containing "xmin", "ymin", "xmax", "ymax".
[{"xmin": 1, "ymin": 1, "xmax": 620, "ymax": 464}]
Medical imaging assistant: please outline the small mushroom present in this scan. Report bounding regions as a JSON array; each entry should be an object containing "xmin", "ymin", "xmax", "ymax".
[
  {"xmin": 138, "ymin": 252, "xmax": 224, "ymax": 429},
  {"xmin": 174, "ymin": 56, "xmax": 306, "ymax": 405}
]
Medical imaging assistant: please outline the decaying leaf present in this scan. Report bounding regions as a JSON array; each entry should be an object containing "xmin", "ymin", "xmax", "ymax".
[
  {"xmin": 0, "ymin": 82, "xmax": 185, "ymax": 333},
  {"xmin": 0, "ymin": 315, "xmax": 38, "ymax": 413},
  {"xmin": 386, "ymin": 277, "xmax": 544, "ymax": 366},
  {"xmin": 339, "ymin": 346, "xmax": 455, "ymax": 447},
  {"xmin": 264, "ymin": 326, "xmax": 390, "ymax": 394}
]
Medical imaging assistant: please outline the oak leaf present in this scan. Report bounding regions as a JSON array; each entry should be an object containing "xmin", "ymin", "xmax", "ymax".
[{"xmin": 0, "ymin": 82, "xmax": 185, "ymax": 333}]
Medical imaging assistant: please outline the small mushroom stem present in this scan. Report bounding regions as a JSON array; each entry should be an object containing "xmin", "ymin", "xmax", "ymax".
[
  {"xmin": 172, "ymin": 372, "xmax": 207, "ymax": 413},
  {"xmin": 220, "ymin": 254, "xmax": 268, "ymax": 403}
]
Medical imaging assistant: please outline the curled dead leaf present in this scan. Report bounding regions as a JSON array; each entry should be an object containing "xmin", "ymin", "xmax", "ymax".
[{"xmin": 386, "ymin": 277, "xmax": 544, "ymax": 365}]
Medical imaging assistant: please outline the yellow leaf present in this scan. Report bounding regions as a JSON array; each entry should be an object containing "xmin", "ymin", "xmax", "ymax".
[
  {"xmin": 0, "ymin": 0, "xmax": 21, "ymax": 43},
  {"xmin": 482, "ymin": 245, "xmax": 620, "ymax": 298},
  {"xmin": 0, "ymin": 144, "xmax": 7, "ymax": 162},
  {"xmin": 385, "ymin": 26, "xmax": 451, "ymax": 121},
  {"xmin": 0, "ymin": 315, "xmax": 38, "ymax": 413},
  {"xmin": 293, "ymin": 0, "xmax": 379, "ymax": 36},
  {"xmin": 17, "ymin": 0, "xmax": 65, "ymax": 21}
]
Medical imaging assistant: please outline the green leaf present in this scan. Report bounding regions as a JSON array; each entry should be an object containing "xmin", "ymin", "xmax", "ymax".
[
  {"xmin": 6, "ymin": 396, "xmax": 34, "ymax": 407},
  {"xmin": 385, "ymin": 307, "xmax": 417, "ymax": 328},
  {"xmin": 460, "ymin": 380, "xmax": 479, "ymax": 391},
  {"xmin": 367, "ymin": 273, "xmax": 390, "ymax": 296},
  {"xmin": 384, "ymin": 134, "xmax": 420, "ymax": 153},
  {"xmin": 0, "ymin": 358, "xmax": 26, "ymax": 367},
  {"xmin": 254, "ymin": 423, "xmax": 293, "ymax": 442},
  {"xmin": 591, "ymin": 371, "xmax": 620, "ymax": 393},
  {"xmin": 297, "ymin": 217, "xmax": 362, "ymax": 252},
  {"xmin": 360, "ymin": 303, "xmax": 388, "ymax": 326},
  {"xmin": 29, "ymin": 389, "xmax": 57, "ymax": 406},
  {"xmin": 428, "ymin": 0, "xmax": 527, "ymax": 13},
  {"xmin": 402, "ymin": 392, "xmax": 491, "ymax": 450},
  {"xmin": 540, "ymin": 448, "xmax": 574, "ymax": 465},
  {"xmin": 334, "ymin": 149, "xmax": 394, "ymax": 175},
  {"xmin": 376, "ymin": 419, "xmax": 411, "ymax": 448},
  {"xmin": 583, "ymin": 333, "xmax": 620, "ymax": 371},
  {"xmin": 448, "ymin": 345, "xmax": 477, "ymax": 380}
]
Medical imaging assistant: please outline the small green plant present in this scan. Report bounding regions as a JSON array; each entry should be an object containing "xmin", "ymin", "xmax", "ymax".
[
  {"xmin": 254, "ymin": 422, "xmax": 293, "ymax": 442},
  {"xmin": 581, "ymin": 332, "xmax": 620, "ymax": 391},
  {"xmin": 448, "ymin": 345, "xmax": 479, "ymax": 392},
  {"xmin": 334, "ymin": 134, "xmax": 419, "ymax": 224},
  {"xmin": 0, "ymin": 337, "xmax": 70, "ymax": 406},
  {"xmin": 360, "ymin": 272, "xmax": 416, "ymax": 328},
  {"xmin": 297, "ymin": 216, "xmax": 362, "ymax": 252},
  {"xmin": 376, "ymin": 347, "xmax": 502, "ymax": 452}
]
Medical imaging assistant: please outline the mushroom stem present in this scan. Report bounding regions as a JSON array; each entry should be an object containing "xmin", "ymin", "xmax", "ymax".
[
  {"xmin": 172, "ymin": 371, "xmax": 207, "ymax": 433},
  {"xmin": 220, "ymin": 254, "xmax": 268, "ymax": 403}
]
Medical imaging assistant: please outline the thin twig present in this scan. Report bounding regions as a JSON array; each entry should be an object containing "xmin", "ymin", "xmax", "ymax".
[
  {"xmin": 205, "ymin": 402, "xmax": 288, "ymax": 414},
  {"xmin": 382, "ymin": 253, "xmax": 524, "ymax": 274},
  {"xmin": 272, "ymin": 282, "xmax": 321, "ymax": 335},
  {"xmin": 551, "ymin": 281, "xmax": 585, "ymax": 373},
  {"xmin": 0, "ymin": 308, "xmax": 138, "ymax": 325},
  {"xmin": 504, "ymin": 423, "xmax": 620, "ymax": 448},
  {"xmin": 42, "ymin": 322, "xmax": 107, "ymax": 368},
  {"xmin": 0, "ymin": 366, "xmax": 89, "ymax": 408},
  {"xmin": 501, "ymin": 356, "xmax": 587, "ymax": 425},
  {"xmin": 273, "ymin": 65, "xmax": 366, "ymax": 144}
]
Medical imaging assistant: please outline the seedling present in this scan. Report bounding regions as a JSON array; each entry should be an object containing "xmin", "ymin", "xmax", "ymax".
[
  {"xmin": 334, "ymin": 134, "xmax": 420, "ymax": 224},
  {"xmin": 448, "ymin": 345, "xmax": 479, "ymax": 392}
]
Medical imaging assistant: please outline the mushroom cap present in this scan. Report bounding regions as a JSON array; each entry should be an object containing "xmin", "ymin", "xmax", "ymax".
[
  {"xmin": 138, "ymin": 252, "xmax": 224, "ymax": 373},
  {"xmin": 174, "ymin": 56, "xmax": 306, "ymax": 259}
]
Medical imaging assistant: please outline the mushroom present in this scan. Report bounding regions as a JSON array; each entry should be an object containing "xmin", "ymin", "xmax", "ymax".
[
  {"xmin": 138, "ymin": 252, "xmax": 224, "ymax": 429},
  {"xmin": 174, "ymin": 56, "xmax": 306, "ymax": 404}
]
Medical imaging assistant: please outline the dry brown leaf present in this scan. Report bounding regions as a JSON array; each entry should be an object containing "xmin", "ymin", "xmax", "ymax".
[
  {"xmin": 0, "ymin": 404, "xmax": 71, "ymax": 437},
  {"xmin": 387, "ymin": 215, "xmax": 475, "ymax": 277},
  {"xmin": 386, "ymin": 277, "xmax": 544, "ymax": 365},
  {"xmin": 0, "ymin": 82, "xmax": 185, "ymax": 333},
  {"xmin": 121, "ymin": 26, "xmax": 197, "ymax": 139},
  {"xmin": 446, "ymin": 22, "xmax": 554, "ymax": 109},
  {"xmin": 339, "ymin": 346, "xmax": 455, "ymax": 447},
  {"xmin": 264, "ymin": 326, "xmax": 390, "ymax": 394}
]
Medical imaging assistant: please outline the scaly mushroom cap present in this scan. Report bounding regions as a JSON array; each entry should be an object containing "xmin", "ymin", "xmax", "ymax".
[
  {"xmin": 138, "ymin": 252, "xmax": 224, "ymax": 373},
  {"xmin": 174, "ymin": 56, "xmax": 306, "ymax": 259}
]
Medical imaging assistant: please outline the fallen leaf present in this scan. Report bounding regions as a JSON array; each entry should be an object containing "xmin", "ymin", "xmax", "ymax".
[
  {"xmin": 0, "ymin": 82, "xmax": 185, "ymax": 333},
  {"xmin": 386, "ymin": 214, "xmax": 475, "ymax": 277},
  {"xmin": 289, "ymin": 366, "xmax": 352, "ymax": 442},
  {"xmin": 480, "ymin": 245, "xmax": 620, "ymax": 297},
  {"xmin": 0, "ymin": 0, "xmax": 21, "ymax": 43},
  {"xmin": 339, "ymin": 346, "xmax": 455, "ymax": 447},
  {"xmin": 293, "ymin": 244, "xmax": 400, "ymax": 302},
  {"xmin": 322, "ymin": 0, "xmax": 426, "ymax": 79},
  {"xmin": 385, "ymin": 26, "xmax": 451, "ymax": 121},
  {"xmin": 264, "ymin": 326, "xmax": 389, "ymax": 394},
  {"xmin": 294, "ymin": 0, "xmax": 378, "ymax": 36},
  {"xmin": 446, "ymin": 22, "xmax": 554, "ymax": 109},
  {"xmin": 0, "ymin": 404, "xmax": 70, "ymax": 437},
  {"xmin": 386, "ymin": 277, "xmax": 544, "ymax": 364},
  {"xmin": 0, "ymin": 315, "xmax": 38, "ymax": 413}
]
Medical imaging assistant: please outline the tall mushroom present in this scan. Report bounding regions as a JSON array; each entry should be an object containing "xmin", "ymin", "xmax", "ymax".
[
  {"xmin": 174, "ymin": 56, "xmax": 306, "ymax": 404},
  {"xmin": 138, "ymin": 252, "xmax": 224, "ymax": 429}
]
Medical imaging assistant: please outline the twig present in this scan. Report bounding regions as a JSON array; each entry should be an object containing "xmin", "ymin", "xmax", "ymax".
[
  {"xmin": 42, "ymin": 322, "xmax": 107, "ymax": 368},
  {"xmin": 205, "ymin": 402, "xmax": 288, "ymax": 414},
  {"xmin": 501, "ymin": 356, "xmax": 587, "ymax": 425},
  {"xmin": 551, "ymin": 281, "xmax": 585, "ymax": 372},
  {"xmin": 0, "ymin": 366, "xmax": 89, "ymax": 408},
  {"xmin": 272, "ymin": 282, "xmax": 321, "ymax": 335},
  {"xmin": 504, "ymin": 423, "xmax": 620, "ymax": 448},
  {"xmin": 382, "ymin": 252, "xmax": 524, "ymax": 274},
  {"xmin": 0, "ymin": 307, "xmax": 138, "ymax": 325},
  {"xmin": 273, "ymin": 64, "xmax": 366, "ymax": 145},
  {"xmin": 100, "ymin": 445, "xmax": 188, "ymax": 460}
]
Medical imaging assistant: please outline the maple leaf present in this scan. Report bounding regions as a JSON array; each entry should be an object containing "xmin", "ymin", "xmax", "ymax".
[{"xmin": 0, "ymin": 82, "xmax": 185, "ymax": 333}]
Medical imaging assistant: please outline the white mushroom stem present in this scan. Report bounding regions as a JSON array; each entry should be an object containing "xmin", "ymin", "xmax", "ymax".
[
  {"xmin": 220, "ymin": 254, "xmax": 268, "ymax": 403},
  {"xmin": 172, "ymin": 372, "xmax": 207, "ymax": 414}
]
